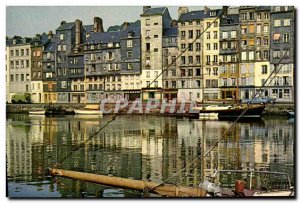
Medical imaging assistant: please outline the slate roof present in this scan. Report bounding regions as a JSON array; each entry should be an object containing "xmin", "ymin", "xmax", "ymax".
[
  {"xmin": 120, "ymin": 20, "xmax": 141, "ymax": 38},
  {"xmin": 44, "ymin": 41, "xmax": 57, "ymax": 52},
  {"xmin": 87, "ymin": 31, "xmax": 123, "ymax": 44},
  {"xmin": 178, "ymin": 9, "xmax": 223, "ymax": 22},
  {"xmin": 141, "ymin": 7, "xmax": 167, "ymax": 16},
  {"xmin": 256, "ymin": 6, "xmax": 271, "ymax": 11},
  {"xmin": 163, "ymin": 27, "xmax": 178, "ymax": 37},
  {"xmin": 84, "ymin": 25, "xmax": 94, "ymax": 34},
  {"xmin": 56, "ymin": 22, "xmax": 75, "ymax": 31},
  {"xmin": 220, "ymin": 14, "xmax": 240, "ymax": 26}
]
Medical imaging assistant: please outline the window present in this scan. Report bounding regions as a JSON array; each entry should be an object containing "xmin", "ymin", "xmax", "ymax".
[
  {"xmin": 128, "ymin": 63, "xmax": 133, "ymax": 70},
  {"xmin": 206, "ymin": 22, "xmax": 211, "ymax": 28},
  {"xmin": 213, "ymin": 55, "xmax": 218, "ymax": 63},
  {"xmin": 213, "ymin": 67, "xmax": 218, "ymax": 76},
  {"xmin": 188, "ymin": 30, "xmax": 193, "ymax": 38},
  {"xmin": 249, "ymin": 38, "xmax": 255, "ymax": 46},
  {"xmin": 206, "ymin": 43, "xmax": 211, "ymax": 50},
  {"xmin": 60, "ymin": 34, "xmax": 64, "ymax": 40},
  {"xmin": 181, "ymin": 56, "xmax": 186, "ymax": 65},
  {"xmin": 196, "ymin": 55, "xmax": 200, "ymax": 64},
  {"xmin": 153, "ymin": 48, "xmax": 158, "ymax": 52},
  {"xmin": 264, "ymin": 13, "xmax": 269, "ymax": 20},
  {"xmin": 21, "ymin": 49, "xmax": 24, "ymax": 56},
  {"xmin": 181, "ymin": 43, "xmax": 186, "ymax": 50},
  {"xmin": 257, "ymin": 13, "xmax": 261, "ymax": 20},
  {"xmin": 146, "ymin": 43, "xmax": 150, "ymax": 52},
  {"xmin": 206, "ymin": 32, "xmax": 210, "ymax": 39},
  {"xmin": 172, "ymin": 70, "xmax": 176, "ymax": 76},
  {"xmin": 188, "ymin": 56, "xmax": 193, "ymax": 64},
  {"xmin": 213, "ymin": 31, "xmax": 218, "ymax": 39},
  {"xmin": 249, "ymin": 25, "xmax": 255, "ymax": 33},
  {"xmin": 257, "ymin": 25, "xmax": 261, "ymax": 34},
  {"xmin": 206, "ymin": 55, "xmax": 211, "ymax": 64},
  {"xmin": 10, "ymin": 74, "xmax": 14, "ymax": 82},
  {"xmin": 223, "ymin": 78, "xmax": 227, "ymax": 86},
  {"xmin": 196, "ymin": 30, "xmax": 201, "ymax": 37},
  {"xmin": 231, "ymin": 31, "xmax": 236, "ymax": 38},
  {"xmin": 154, "ymin": 35, "xmax": 158, "ymax": 38},
  {"xmin": 273, "ymin": 33, "xmax": 280, "ymax": 42},
  {"xmin": 275, "ymin": 7, "xmax": 281, "ymax": 12},
  {"xmin": 146, "ymin": 30, "xmax": 150, "ymax": 37},
  {"xmin": 249, "ymin": 12, "xmax": 254, "ymax": 20},
  {"xmin": 188, "ymin": 43, "xmax": 193, "ymax": 51},
  {"xmin": 196, "ymin": 43, "xmax": 200, "ymax": 51},
  {"xmin": 61, "ymin": 81, "xmax": 67, "ymax": 88},
  {"xmin": 249, "ymin": 51, "xmax": 254, "ymax": 60},
  {"xmin": 213, "ymin": 43, "xmax": 218, "ymax": 50},
  {"xmin": 16, "ymin": 50, "xmax": 19, "ymax": 56},
  {"xmin": 273, "ymin": 50, "xmax": 280, "ymax": 59},
  {"xmin": 262, "ymin": 65, "xmax": 268, "ymax": 74},
  {"xmin": 241, "ymin": 13, "xmax": 247, "ymax": 20},
  {"xmin": 256, "ymin": 51, "xmax": 262, "ymax": 60},
  {"xmin": 241, "ymin": 27, "xmax": 247, "ymax": 34},
  {"xmin": 274, "ymin": 19, "xmax": 281, "ymax": 27},
  {"xmin": 222, "ymin": 32, "xmax": 228, "ymax": 39},
  {"xmin": 180, "ymin": 69, "xmax": 186, "ymax": 77},
  {"xmin": 263, "ymin": 25, "xmax": 269, "ymax": 33},
  {"xmin": 188, "ymin": 69, "xmax": 193, "ymax": 76},
  {"xmin": 181, "ymin": 31, "xmax": 186, "ymax": 39},
  {"xmin": 263, "ymin": 38, "xmax": 269, "ymax": 46},
  {"xmin": 10, "ymin": 50, "xmax": 14, "ymax": 56},
  {"xmin": 213, "ymin": 21, "xmax": 218, "ymax": 27},
  {"xmin": 127, "ymin": 51, "xmax": 132, "ymax": 58},
  {"xmin": 127, "ymin": 40, "xmax": 133, "ymax": 47},
  {"xmin": 241, "ymin": 52, "xmax": 247, "ymax": 60},
  {"xmin": 284, "ymin": 19, "xmax": 291, "ymax": 26},
  {"xmin": 146, "ymin": 19, "xmax": 150, "ymax": 26},
  {"xmin": 283, "ymin": 33, "xmax": 290, "ymax": 42}
]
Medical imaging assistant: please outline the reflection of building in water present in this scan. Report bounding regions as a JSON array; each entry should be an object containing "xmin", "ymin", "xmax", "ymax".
[
  {"xmin": 6, "ymin": 117, "xmax": 32, "ymax": 181},
  {"xmin": 239, "ymin": 119, "xmax": 294, "ymax": 175}
]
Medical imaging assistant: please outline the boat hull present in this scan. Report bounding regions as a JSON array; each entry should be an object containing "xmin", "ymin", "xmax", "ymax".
[
  {"xmin": 74, "ymin": 109, "xmax": 103, "ymax": 115},
  {"xmin": 190, "ymin": 105, "xmax": 265, "ymax": 119},
  {"xmin": 29, "ymin": 110, "xmax": 46, "ymax": 115}
]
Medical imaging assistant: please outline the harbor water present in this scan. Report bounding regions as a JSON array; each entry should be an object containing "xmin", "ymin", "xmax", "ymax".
[{"xmin": 6, "ymin": 114, "xmax": 295, "ymax": 198}]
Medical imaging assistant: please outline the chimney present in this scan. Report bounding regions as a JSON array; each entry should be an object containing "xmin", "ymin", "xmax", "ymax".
[
  {"xmin": 204, "ymin": 6, "xmax": 209, "ymax": 14},
  {"xmin": 93, "ymin": 17, "xmax": 104, "ymax": 33},
  {"xmin": 143, "ymin": 6, "xmax": 151, "ymax": 12},
  {"xmin": 61, "ymin": 20, "xmax": 66, "ymax": 26},
  {"xmin": 122, "ymin": 22, "xmax": 130, "ymax": 30},
  {"xmin": 222, "ymin": 6, "xmax": 229, "ymax": 17},
  {"xmin": 178, "ymin": 7, "xmax": 189, "ymax": 18},
  {"xmin": 48, "ymin": 30, "xmax": 53, "ymax": 39},
  {"xmin": 75, "ymin": 19, "xmax": 82, "ymax": 46}
]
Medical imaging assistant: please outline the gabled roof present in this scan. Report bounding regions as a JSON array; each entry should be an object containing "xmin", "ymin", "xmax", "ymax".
[
  {"xmin": 56, "ymin": 22, "xmax": 75, "ymax": 31},
  {"xmin": 163, "ymin": 27, "xmax": 178, "ymax": 37},
  {"xmin": 141, "ymin": 7, "xmax": 167, "ymax": 16},
  {"xmin": 120, "ymin": 20, "xmax": 141, "ymax": 38}
]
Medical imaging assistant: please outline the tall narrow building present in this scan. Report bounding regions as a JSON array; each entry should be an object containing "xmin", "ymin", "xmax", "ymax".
[{"xmin": 140, "ymin": 7, "xmax": 172, "ymax": 101}]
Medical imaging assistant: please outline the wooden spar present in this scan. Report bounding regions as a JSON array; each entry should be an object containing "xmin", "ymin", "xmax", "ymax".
[{"xmin": 49, "ymin": 168, "xmax": 207, "ymax": 197}]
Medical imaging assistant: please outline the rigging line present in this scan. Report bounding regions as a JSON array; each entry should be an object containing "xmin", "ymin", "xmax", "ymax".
[
  {"xmin": 51, "ymin": 9, "xmax": 225, "ymax": 169},
  {"xmin": 150, "ymin": 47, "xmax": 290, "ymax": 191}
]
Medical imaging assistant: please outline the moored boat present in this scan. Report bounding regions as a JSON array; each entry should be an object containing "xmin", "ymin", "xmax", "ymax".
[
  {"xmin": 74, "ymin": 104, "xmax": 103, "ymax": 115},
  {"xmin": 190, "ymin": 104, "xmax": 265, "ymax": 119},
  {"xmin": 29, "ymin": 109, "xmax": 46, "ymax": 115}
]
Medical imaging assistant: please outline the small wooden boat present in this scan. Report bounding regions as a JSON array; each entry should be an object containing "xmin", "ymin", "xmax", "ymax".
[
  {"xmin": 74, "ymin": 104, "xmax": 103, "ymax": 115},
  {"xmin": 29, "ymin": 109, "xmax": 46, "ymax": 115}
]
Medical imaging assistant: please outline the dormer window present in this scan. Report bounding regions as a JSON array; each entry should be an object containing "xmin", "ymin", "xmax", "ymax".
[
  {"xmin": 108, "ymin": 42, "xmax": 113, "ymax": 48},
  {"xmin": 128, "ymin": 32, "xmax": 134, "ymax": 37},
  {"xmin": 210, "ymin": 11, "xmax": 216, "ymax": 16}
]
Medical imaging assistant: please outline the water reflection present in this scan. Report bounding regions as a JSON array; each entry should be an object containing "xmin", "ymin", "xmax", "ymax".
[{"xmin": 6, "ymin": 114, "xmax": 294, "ymax": 197}]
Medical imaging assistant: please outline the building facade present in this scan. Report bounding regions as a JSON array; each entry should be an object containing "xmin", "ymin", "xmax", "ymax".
[{"xmin": 7, "ymin": 37, "xmax": 32, "ymax": 103}]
